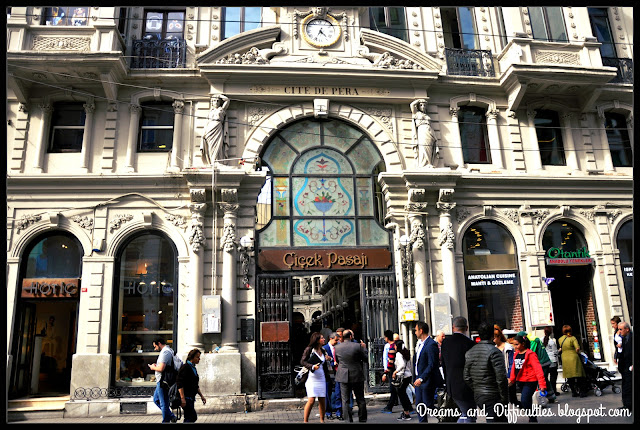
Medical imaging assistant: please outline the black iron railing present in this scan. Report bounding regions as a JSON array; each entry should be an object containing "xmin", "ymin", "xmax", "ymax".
[
  {"xmin": 445, "ymin": 47, "xmax": 495, "ymax": 77},
  {"xmin": 72, "ymin": 386, "xmax": 156, "ymax": 400},
  {"xmin": 131, "ymin": 38, "xmax": 186, "ymax": 69},
  {"xmin": 602, "ymin": 57, "xmax": 634, "ymax": 84}
]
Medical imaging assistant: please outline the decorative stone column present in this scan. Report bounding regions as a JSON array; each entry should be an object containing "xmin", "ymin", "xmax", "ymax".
[
  {"xmin": 526, "ymin": 108, "xmax": 543, "ymax": 171},
  {"xmin": 34, "ymin": 103, "xmax": 53, "ymax": 172},
  {"xmin": 168, "ymin": 100, "xmax": 184, "ymax": 173},
  {"xmin": 80, "ymin": 101, "xmax": 95, "ymax": 173},
  {"xmin": 219, "ymin": 189, "xmax": 239, "ymax": 352},
  {"xmin": 436, "ymin": 189, "xmax": 460, "ymax": 318},
  {"xmin": 486, "ymin": 108, "xmax": 505, "ymax": 169},
  {"xmin": 186, "ymin": 188, "xmax": 207, "ymax": 350},
  {"xmin": 560, "ymin": 112, "xmax": 580, "ymax": 172},
  {"xmin": 125, "ymin": 104, "xmax": 141, "ymax": 173},
  {"xmin": 448, "ymin": 106, "xmax": 465, "ymax": 169},
  {"xmin": 406, "ymin": 189, "xmax": 429, "ymax": 321}
]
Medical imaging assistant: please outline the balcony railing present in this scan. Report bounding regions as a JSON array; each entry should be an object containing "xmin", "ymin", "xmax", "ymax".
[
  {"xmin": 445, "ymin": 48, "xmax": 495, "ymax": 77},
  {"xmin": 131, "ymin": 38, "xmax": 186, "ymax": 69},
  {"xmin": 602, "ymin": 57, "xmax": 633, "ymax": 84}
]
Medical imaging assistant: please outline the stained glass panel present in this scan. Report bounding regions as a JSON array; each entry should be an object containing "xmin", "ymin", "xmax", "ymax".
[
  {"xmin": 323, "ymin": 120, "xmax": 363, "ymax": 152},
  {"xmin": 273, "ymin": 177, "xmax": 289, "ymax": 217},
  {"xmin": 356, "ymin": 178, "xmax": 374, "ymax": 216},
  {"xmin": 262, "ymin": 136, "xmax": 297, "ymax": 174},
  {"xmin": 358, "ymin": 219, "xmax": 391, "ymax": 246},
  {"xmin": 278, "ymin": 121, "xmax": 320, "ymax": 152},
  {"xmin": 293, "ymin": 149, "xmax": 353, "ymax": 175},
  {"xmin": 260, "ymin": 219, "xmax": 290, "ymax": 247},
  {"xmin": 293, "ymin": 219, "xmax": 356, "ymax": 246},
  {"xmin": 349, "ymin": 139, "xmax": 382, "ymax": 174},
  {"xmin": 293, "ymin": 177, "xmax": 354, "ymax": 217}
]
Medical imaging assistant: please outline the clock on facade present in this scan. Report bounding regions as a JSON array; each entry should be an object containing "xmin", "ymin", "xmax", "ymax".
[{"xmin": 301, "ymin": 14, "xmax": 341, "ymax": 48}]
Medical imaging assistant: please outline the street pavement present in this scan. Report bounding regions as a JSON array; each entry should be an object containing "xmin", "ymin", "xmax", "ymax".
[{"xmin": 8, "ymin": 388, "xmax": 633, "ymax": 424}]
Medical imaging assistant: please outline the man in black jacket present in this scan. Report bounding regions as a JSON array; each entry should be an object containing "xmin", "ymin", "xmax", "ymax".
[
  {"xmin": 463, "ymin": 322, "xmax": 508, "ymax": 422},
  {"xmin": 617, "ymin": 321, "xmax": 633, "ymax": 411},
  {"xmin": 441, "ymin": 316, "xmax": 477, "ymax": 423}
]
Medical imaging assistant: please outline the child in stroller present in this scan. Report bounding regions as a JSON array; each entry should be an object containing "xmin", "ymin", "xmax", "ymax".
[{"xmin": 561, "ymin": 353, "xmax": 621, "ymax": 397}]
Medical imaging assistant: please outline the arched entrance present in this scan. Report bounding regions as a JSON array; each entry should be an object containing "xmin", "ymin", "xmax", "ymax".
[
  {"xmin": 462, "ymin": 220, "xmax": 523, "ymax": 335},
  {"xmin": 9, "ymin": 232, "xmax": 83, "ymax": 398},
  {"xmin": 616, "ymin": 220, "xmax": 633, "ymax": 325},
  {"xmin": 255, "ymin": 117, "xmax": 396, "ymax": 398},
  {"xmin": 110, "ymin": 231, "xmax": 179, "ymax": 394},
  {"xmin": 543, "ymin": 221, "xmax": 599, "ymax": 359}
]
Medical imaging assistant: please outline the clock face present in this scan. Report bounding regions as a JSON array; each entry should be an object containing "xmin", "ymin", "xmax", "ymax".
[{"xmin": 302, "ymin": 15, "xmax": 341, "ymax": 48}]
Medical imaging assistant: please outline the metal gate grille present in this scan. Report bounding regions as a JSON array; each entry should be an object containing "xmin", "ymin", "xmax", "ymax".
[
  {"xmin": 360, "ymin": 273, "xmax": 398, "ymax": 393},
  {"xmin": 257, "ymin": 276, "xmax": 293, "ymax": 399}
]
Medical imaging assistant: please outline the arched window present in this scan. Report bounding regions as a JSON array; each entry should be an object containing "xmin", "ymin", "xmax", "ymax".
[
  {"xmin": 113, "ymin": 232, "xmax": 178, "ymax": 387},
  {"xmin": 616, "ymin": 220, "xmax": 633, "ymax": 324},
  {"xmin": 463, "ymin": 221, "xmax": 520, "ymax": 333},
  {"xmin": 24, "ymin": 233, "xmax": 83, "ymax": 278},
  {"xmin": 257, "ymin": 119, "xmax": 388, "ymax": 248}
]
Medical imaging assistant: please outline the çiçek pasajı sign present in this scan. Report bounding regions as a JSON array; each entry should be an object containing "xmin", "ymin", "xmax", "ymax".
[{"xmin": 546, "ymin": 246, "xmax": 593, "ymax": 265}]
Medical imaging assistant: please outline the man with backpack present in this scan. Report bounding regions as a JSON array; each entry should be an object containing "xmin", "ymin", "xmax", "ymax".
[{"xmin": 149, "ymin": 338, "xmax": 180, "ymax": 423}]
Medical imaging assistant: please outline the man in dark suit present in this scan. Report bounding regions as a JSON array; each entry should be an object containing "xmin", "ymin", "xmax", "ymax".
[
  {"xmin": 413, "ymin": 321, "xmax": 442, "ymax": 423},
  {"xmin": 441, "ymin": 316, "xmax": 477, "ymax": 423},
  {"xmin": 617, "ymin": 321, "xmax": 633, "ymax": 411},
  {"xmin": 322, "ymin": 332, "xmax": 342, "ymax": 420},
  {"xmin": 334, "ymin": 329, "xmax": 368, "ymax": 422}
]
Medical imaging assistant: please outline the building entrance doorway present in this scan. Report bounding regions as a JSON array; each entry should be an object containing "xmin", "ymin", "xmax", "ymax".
[
  {"xmin": 546, "ymin": 264, "xmax": 598, "ymax": 359},
  {"xmin": 256, "ymin": 272, "xmax": 396, "ymax": 399},
  {"xmin": 10, "ymin": 300, "xmax": 79, "ymax": 398}
]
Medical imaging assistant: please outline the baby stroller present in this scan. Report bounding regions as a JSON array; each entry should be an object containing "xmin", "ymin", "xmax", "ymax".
[{"xmin": 561, "ymin": 353, "xmax": 621, "ymax": 397}]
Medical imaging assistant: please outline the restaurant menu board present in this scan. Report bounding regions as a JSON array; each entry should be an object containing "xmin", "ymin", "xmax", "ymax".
[{"xmin": 527, "ymin": 291, "xmax": 554, "ymax": 327}]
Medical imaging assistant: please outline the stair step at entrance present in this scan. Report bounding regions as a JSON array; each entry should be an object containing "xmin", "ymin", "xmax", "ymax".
[{"xmin": 8, "ymin": 395, "xmax": 70, "ymax": 411}]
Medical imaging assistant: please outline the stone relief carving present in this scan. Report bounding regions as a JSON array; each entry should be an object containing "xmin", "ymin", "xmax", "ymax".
[
  {"xmin": 357, "ymin": 50, "xmax": 425, "ymax": 70},
  {"xmin": 215, "ymin": 45, "xmax": 286, "ymax": 65},
  {"xmin": 248, "ymin": 106, "xmax": 273, "ymax": 126},
  {"xmin": 165, "ymin": 213, "xmax": 188, "ymax": 230},
  {"xmin": 109, "ymin": 214, "xmax": 133, "ymax": 233},
  {"xmin": 519, "ymin": 207, "xmax": 550, "ymax": 225},
  {"xmin": 456, "ymin": 207, "xmax": 471, "ymax": 224},
  {"xmin": 438, "ymin": 222, "xmax": 455, "ymax": 249},
  {"xmin": 535, "ymin": 51, "xmax": 581, "ymax": 65},
  {"xmin": 189, "ymin": 203, "xmax": 207, "ymax": 252},
  {"xmin": 190, "ymin": 188, "xmax": 206, "ymax": 203},
  {"xmin": 360, "ymin": 105, "xmax": 394, "ymax": 134},
  {"xmin": 409, "ymin": 218, "xmax": 426, "ymax": 250},
  {"xmin": 503, "ymin": 208, "xmax": 520, "ymax": 224},
  {"xmin": 221, "ymin": 221, "xmax": 237, "ymax": 253},
  {"xmin": 16, "ymin": 214, "xmax": 42, "ymax": 232},
  {"xmin": 72, "ymin": 215, "xmax": 93, "ymax": 230},
  {"xmin": 33, "ymin": 36, "xmax": 91, "ymax": 52}
]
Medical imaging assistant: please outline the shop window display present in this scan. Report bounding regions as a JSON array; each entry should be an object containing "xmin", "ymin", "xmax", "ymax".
[
  {"xmin": 114, "ymin": 232, "xmax": 177, "ymax": 386},
  {"xmin": 463, "ymin": 221, "xmax": 521, "ymax": 334}
]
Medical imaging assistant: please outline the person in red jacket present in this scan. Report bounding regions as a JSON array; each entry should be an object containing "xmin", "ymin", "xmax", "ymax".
[{"xmin": 509, "ymin": 335, "xmax": 547, "ymax": 422}]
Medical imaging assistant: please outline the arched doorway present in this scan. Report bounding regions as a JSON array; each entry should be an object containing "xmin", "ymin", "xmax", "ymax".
[
  {"xmin": 9, "ymin": 232, "xmax": 83, "ymax": 398},
  {"xmin": 543, "ymin": 221, "xmax": 599, "ymax": 359},
  {"xmin": 462, "ymin": 221, "xmax": 523, "ymax": 335},
  {"xmin": 111, "ymin": 231, "xmax": 178, "ymax": 393},
  {"xmin": 255, "ymin": 117, "xmax": 395, "ymax": 398}
]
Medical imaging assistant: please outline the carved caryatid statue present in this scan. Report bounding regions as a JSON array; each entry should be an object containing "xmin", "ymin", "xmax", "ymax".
[
  {"xmin": 410, "ymin": 99, "xmax": 439, "ymax": 168},
  {"xmin": 201, "ymin": 94, "xmax": 230, "ymax": 166}
]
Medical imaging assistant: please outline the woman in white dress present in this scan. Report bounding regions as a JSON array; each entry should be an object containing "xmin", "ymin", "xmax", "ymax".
[{"xmin": 301, "ymin": 332, "xmax": 331, "ymax": 423}]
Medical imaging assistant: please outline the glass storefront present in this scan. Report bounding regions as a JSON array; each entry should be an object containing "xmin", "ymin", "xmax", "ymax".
[
  {"xmin": 113, "ymin": 232, "xmax": 177, "ymax": 386},
  {"xmin": 463, "ymin": 221, "xmax": 521, "ymax": 334},
  {"xmin": 616, "ymin": 220, "xmax": 633, "ymax": 324}
]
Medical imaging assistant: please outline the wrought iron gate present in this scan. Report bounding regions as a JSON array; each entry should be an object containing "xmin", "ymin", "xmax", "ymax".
[
  {"xmin": 360, "ymin": 273, "xmax": 398, "ymax": 393},
  {"xmin": 256, "ymin": 275, "xmax": 294, "ymax": 398}
]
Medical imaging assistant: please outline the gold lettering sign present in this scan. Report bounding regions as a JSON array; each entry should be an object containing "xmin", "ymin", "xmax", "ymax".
[
  {"xmin": 258, "ymin": 248, "xmax": 391, "ymax": 271},
  {"xmin": 250, "ymin": 85, "xmax": 391, "ymax": 97},
  {"xmin": 21, "ymin": 278, "xmax": 81, "ymax": 298}
]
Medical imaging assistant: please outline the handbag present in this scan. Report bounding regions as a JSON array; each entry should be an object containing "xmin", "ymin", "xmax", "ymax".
[
  {"xmin": 391, "ymin": 374, "xmax": 405, "ymax": 388},
  {"xmin": 558, "ymin": 337, "xmax": 567, "ymax": 366},
  {"xmin": 294, "ymin": 365, "xmax": 309, "ymax": 386}
]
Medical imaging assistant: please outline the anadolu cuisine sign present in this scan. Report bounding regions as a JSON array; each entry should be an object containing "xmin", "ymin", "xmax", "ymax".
[{"xmin": 546, "ymin": 247, "xmax": 593, "ymax": 265}]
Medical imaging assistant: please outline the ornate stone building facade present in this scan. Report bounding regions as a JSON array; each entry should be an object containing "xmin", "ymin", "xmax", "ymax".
[{"xmin": 7, "ymin": 6, "xmax": 632, "ymax": 415}]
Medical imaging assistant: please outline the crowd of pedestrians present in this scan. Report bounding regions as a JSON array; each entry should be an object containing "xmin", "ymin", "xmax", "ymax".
[{"xmin": 145, "ymin": 315, "xmax": 632, "ymax": 423}]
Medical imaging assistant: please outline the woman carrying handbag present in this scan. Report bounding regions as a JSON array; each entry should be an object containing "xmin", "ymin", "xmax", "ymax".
[{"xmin": 391, "ymin": 340, "xmax": 414, "ymax": 421}]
